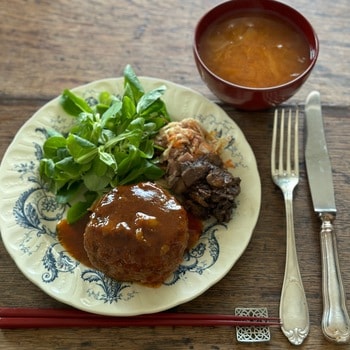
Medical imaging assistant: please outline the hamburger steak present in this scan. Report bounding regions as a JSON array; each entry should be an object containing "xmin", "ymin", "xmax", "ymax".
[{"xmin": 84, "ymin": 182, "xmax": 189, "ymax": 286}]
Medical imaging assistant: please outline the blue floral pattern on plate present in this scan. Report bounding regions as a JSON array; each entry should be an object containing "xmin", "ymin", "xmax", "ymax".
[{"xmin": 0, "ymin": 78, "xmax": 261, "ymax": 316}]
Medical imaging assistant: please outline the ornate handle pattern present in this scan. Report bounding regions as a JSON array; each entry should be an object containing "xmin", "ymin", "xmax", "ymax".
[
  {"xmin": 279, "ymin": 194, "xmax": 309, "ymax": 345},
  {"xmin": 320, "ymin": 213, "xmax": 350, "ymax": 343}
]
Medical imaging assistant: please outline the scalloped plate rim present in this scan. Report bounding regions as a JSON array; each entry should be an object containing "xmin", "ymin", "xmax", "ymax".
[{"xmin": 0, "ymin": 77, "xmax": 261, "ymax": 316}]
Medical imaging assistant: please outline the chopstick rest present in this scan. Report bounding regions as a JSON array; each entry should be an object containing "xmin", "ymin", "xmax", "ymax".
[{"xmin": 235, "ymin": 307, "xmax": 272, "ymax": 343}]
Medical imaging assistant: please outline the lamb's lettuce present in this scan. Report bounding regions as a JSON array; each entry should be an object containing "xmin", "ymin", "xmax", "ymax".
[{"xmin": 39, "ymin": 65, "xmax": 170, "ymax": 223}]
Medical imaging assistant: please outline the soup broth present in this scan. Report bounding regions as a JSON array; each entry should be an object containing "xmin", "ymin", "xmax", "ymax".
[{"xmin": 198, "ymin": 11, "xmax": 311, "ymax": 88}]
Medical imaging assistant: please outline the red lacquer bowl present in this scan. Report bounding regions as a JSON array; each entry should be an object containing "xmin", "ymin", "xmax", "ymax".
[{"xmin": 193, "ymin": 0, "xmax": 319, "ymax": 111}]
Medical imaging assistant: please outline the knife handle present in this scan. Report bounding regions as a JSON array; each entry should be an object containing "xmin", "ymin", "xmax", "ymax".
[{"xmin": 320, "ymin": 213, "xmax": 350, "ymax": 343}]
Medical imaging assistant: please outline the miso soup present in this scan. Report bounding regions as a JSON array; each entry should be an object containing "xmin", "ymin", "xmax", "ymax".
[{"xmin": 198, "ymin": 11, "xmax": 311, "ymax": 88}]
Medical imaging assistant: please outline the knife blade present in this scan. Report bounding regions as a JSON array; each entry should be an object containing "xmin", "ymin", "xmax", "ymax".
[{"xmin": 305, "ymin": 90, "xmax": 350, "ymax": 344}]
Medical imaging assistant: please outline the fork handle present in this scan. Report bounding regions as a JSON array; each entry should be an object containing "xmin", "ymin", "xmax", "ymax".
[
  {"xmin": 320, "ymin": 213, "xmax": 350, "ymax": 343},
  {"xmin": 280, "ymin": 196, "xmax": 309, "ymax": 345}
]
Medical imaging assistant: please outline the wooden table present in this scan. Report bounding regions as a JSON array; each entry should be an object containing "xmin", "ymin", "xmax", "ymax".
[{"xmin": 1, "ymin": 0, "xmax": 349, "ymax": 349}]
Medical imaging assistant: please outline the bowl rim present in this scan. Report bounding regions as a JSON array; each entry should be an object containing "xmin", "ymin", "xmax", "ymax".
[{"xmin": 193, "ymin": 0, "xmax": 320, "ymax": 92}]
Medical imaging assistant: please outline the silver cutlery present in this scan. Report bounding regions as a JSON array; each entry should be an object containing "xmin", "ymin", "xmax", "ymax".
[
  {"xmin": 271, "ymin": 108, "xmax": 309, "ymax": 345},
  {"xmin": 305, "ymin": 90, "xmax": 350, "ymax": 343}
]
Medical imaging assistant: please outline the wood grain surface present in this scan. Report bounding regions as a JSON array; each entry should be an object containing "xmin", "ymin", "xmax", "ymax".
[{"xmin": 1, "ymin": 1, "xmax": 350, "ymax": 349}]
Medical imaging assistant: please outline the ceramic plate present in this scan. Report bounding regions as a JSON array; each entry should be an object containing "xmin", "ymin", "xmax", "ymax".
[{"xmin": 0, "ymin": 77, "xmax": 261, "ymax": 316}]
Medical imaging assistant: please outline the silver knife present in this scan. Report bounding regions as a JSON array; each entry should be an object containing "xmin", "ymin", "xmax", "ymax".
[{"xmin": 305, "ymin": 90, "xmax": 350, "ymax": 343}]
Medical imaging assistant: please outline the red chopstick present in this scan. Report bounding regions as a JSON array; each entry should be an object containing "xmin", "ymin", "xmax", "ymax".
[{"xmin": 0, "ymin": 308, "xmax": 281, "ymax": 329}]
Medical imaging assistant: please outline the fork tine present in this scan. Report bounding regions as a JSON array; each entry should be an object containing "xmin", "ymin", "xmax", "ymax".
[
  {"xmin": 279, "ymin": 109, "xmax": 285, "ymax": 175},
  {"xmin": 287, "ymin": 108, "xmax": 299, "ymax": 175},
  {"xmin": 271, "ymin": 109, "xmax": 278, "ymax": 175},
  {"xmin": 294, "ymin": 108, "xmax": 299, "ymax": 175},
  {"xmin": 287, "ymin": 109, "xmax": 292, "ymax": 174}
]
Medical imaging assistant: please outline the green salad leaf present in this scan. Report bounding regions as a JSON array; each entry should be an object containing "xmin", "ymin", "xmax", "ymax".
[{"xmin": 40, "ymin": 64, "xmax": 170, "ymax": 224}]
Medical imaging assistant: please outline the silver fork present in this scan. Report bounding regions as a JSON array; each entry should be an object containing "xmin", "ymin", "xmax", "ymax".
[{"xmin": 271, "ymin": 108, "xmax": 309, "ymax": 345}]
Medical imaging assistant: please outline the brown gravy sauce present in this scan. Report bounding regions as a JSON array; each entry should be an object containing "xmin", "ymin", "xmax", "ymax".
[
  {"xmin": 57, "ymin": 214, "xmax": 92, "ymax": 267},
  {"xmin": 57, "ymin": 209, "xmax": 203, "ymax": 268}
]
